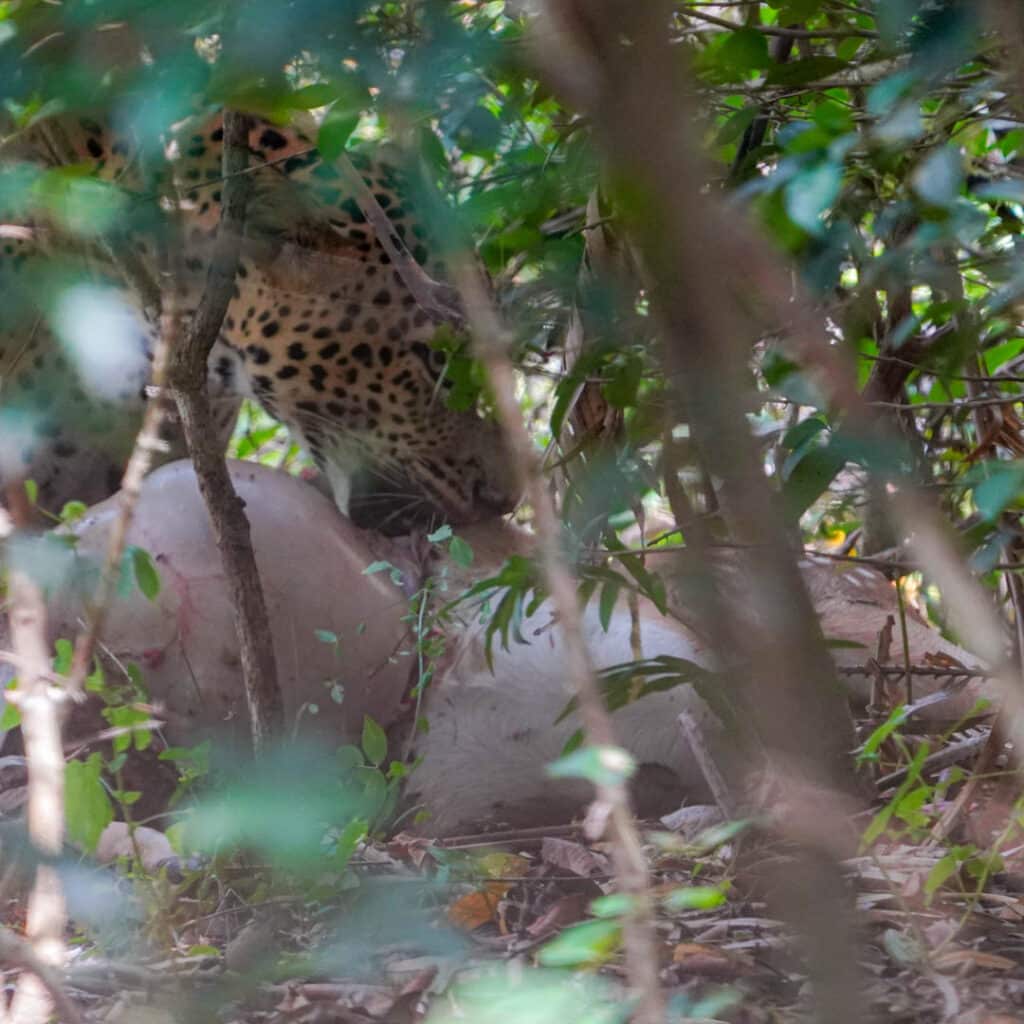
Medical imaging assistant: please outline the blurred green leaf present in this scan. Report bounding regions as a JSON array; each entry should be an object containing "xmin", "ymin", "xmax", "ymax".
[
  {"xmin": 66, "ymin": 754, "xmax": 114, "ymax": 853},
  {"xmin": 766, "ymin": 57, "xmax": 848, "ymax": 86},
  {"xmin": 537, "ymin": 919, "xmax": 621, "ymax": 967},
  {"xmin": 973, "ymin": 463, "xmax": 1024, "ymax": 521},
  {"xmin": 785, "ymin": 160, "xmax": 842, "ymax": 233},
  {"xmin": 782, "ymin": 440, "xmax": 847, "ymax": 520},
  {"xmin": 449, "ymin": 535, "xmax": 474, "ymax": 568},
  {"xmin": 129, "ymin": 546, "xmax": 161, "ymax": 602},
  {"xmin": 547, "ymin": 746, "xmax": 635, "ymax": 787},
  {"xmin": 426, "ymin": 969, "xmax": 626, "ymax": 1024},
  {"xmin": 912, "ymin": 146, "xmax": 964, "ymax": 208},
  {"xmin": 317, "ymin": 110, "xmax": 361, "ymax": 161},
  {"xmin": 717, "ymin": 28, "xmax": 770, "ymax": 74},
  {"xmin": 663, "ymin": 885, "xmax": 727, "ymax": 911},
  {"xmin": 361, "ymin": 716, "xmax": 388, "ymax": 767}
]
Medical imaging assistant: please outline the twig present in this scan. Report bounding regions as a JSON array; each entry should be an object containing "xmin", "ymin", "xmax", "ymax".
[
  {"xmin": 682, "ymin": 7, "xmax": 878, "ymax": 38},
  {"xmin": 895, "ymin": 581, "xmax": 914, "ymax": 705},
  {"xmin": 924, "ymin": 720, "xmax": 1006, "ymax": 848},
  {"xmin": 2, "ymin": 486, "xmax": 68, "ymax": 1024},
  {"xmin": 677, "ymin": 711, "xmax": 739, "ymax": 819},
  {"xmin": 167, "ymin": 110, "xmax": 284, "ymax": 751},
  {"xmin": 446, "ymin": 251, "xmax": 665, "ymax": 1023},
  {"xmin": 66, "ymin": 290, "xmax": 172, "ymax": 697},
  {"xmin": 876, "ymin": 731, "xmax": 989, "ymax": 792},
  {"xmin": 330, "ymin": 152, "xmax": 464, "ymax": 328},
  {"xmin": 0, "ymin": 926, "xmax": 83, "ymax": 1024}
]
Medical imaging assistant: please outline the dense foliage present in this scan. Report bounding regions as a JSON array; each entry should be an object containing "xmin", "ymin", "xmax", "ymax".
[{"xmin": 3, "ymin": 1, "xmax": 1024, "ymax": 1019}]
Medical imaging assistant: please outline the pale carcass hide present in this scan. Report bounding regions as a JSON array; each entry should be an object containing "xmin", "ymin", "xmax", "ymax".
[{"xmin": 0, "ymin": 462, "xmax": 992, "ymax": 834}]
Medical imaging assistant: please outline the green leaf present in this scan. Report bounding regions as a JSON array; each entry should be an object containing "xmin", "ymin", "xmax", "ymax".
[
  {"xmin": 361, "ymin": 716, "xmax": 388, "ymax": 767},
  {"xmin": 288, "ymin": 83, "xmax": 339, "ymax": 109},
  {"xmin": 538, "ymin": 919, "xmax": 621, "ymax": 967},
  {"xmin": 973, "ymin": 464, "xmax": 1024, "ymax": 521},
  {"xmin": 334, "ymin": 817, "xmax": 367, "ymax": 871},
  {"xmin": 336, "ymin": 744, "xmax": 364, "ymax": 775},
  {"xmin": 449, "ymin": 536, "xmax": 474, "ymax": 568},
  {"xmin": 427, "ymin": 524, "xmax": 454, "ymax": 544},
  {"xmin": 974, "ymin": 180, "xmax": 1024, "ymax": 204},
  {"xmin": 547, "ymin": 746, "xmax": 635, "ymax": 787},
  {"xmin": 716, "ymin": 105, "xmax": 759, "ymax": 145},
  {"xmin": 59, "ymin": 500, "xmax": 87, "ymax": 524},
  {"xmin": 130, "ymin": 546, "xmax": 161, "ymax": 601},
  {"xmin": 317, "ymin": 111, "xmax": 360, "ymax": 161},
  {"xmin": 781, "ymin": 441, "xmax": 846, "ymax": 519},
  {"xmin": 780, "ymin": 0, "xmax": 823, "ymax": 18},
  {"xmin": 23, "ymin": 479, "xmax": 37, "ymax": 504},
  {"xmin": 1, "ymin": 683, "xmax": 21, "ymax": 730},
  {"xmin": 65, "ymin": 754, "xmax": 114, "ymax": 853},
  {"xmin": 589, "ymin": 893, "xmax": 635, "ymax": 919},
  {"xmin": 924, "ymin": 853, "xmax": 959, "ymax": 901},
  {"xmin": 663, "ymin": 885, "xmax": 727, "ymax": 911},
  {"xmin": 717, "ymin": 28, "xmax": 770, "ymax": 73},
  {"xmin": 782, "ymin": 416, "xmax": 829, "ymax": 453},
  {"xmin": 765, "ymin": 57, "xmax": 848, "ymax": 86},
  {"xmin": 812, "ymin": 99, "xmax": 853, "ymax": 136},
  {"xmin": 186, "ymin": 745, "xmax": 364, "ymax": 868},
  {"xmin": 315, "ymin": 629, "xmax": 339, "ymax": 645},
  {"xmin": 53, "ymin": 637, "xmax": 73, "ymax": 675},
  {"xmin": 912, "ymin": 146, "xmax": 964, "ymax": 208},
  {"xmin": 784, "ymin": 161, "xmax": 842, "ymax": 234},
  {"xmin": 598, "ymin": 579, "xmax": 620, "ymax": 633},
  {"xmin": 603, "ymin": 354, "xmax": 642, "ymax": 409}
]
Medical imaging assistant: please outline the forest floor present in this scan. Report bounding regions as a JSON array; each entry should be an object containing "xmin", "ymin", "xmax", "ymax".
[{"xmin": 3, "ymin": 717, "xmax": 1024, "ymax": 1023}]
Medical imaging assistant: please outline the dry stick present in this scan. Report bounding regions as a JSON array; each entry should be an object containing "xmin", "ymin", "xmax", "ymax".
[
  {"xmin": 2, "ymin": 487, "xmax": 70, "ymax": 1024},
  {"xmin": 0, "ymin": 167, "xmax": 178, "ymax": 1024},
  {"xmin": 449, "ymin": 255, "xmax": 665, "ymax": 1024},
  {"xmin": 533, "ymin": 3, "xmax": 864, "ymax": 1021},
  {"xmin": 167, "ymin": 110, "xmax": 284, "ymax": 751}
]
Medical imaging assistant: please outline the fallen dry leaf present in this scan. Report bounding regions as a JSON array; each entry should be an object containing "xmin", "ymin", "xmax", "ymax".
[
  {"xmin": 671, "ymin": 942, "xmax": 751, "ymax": 979},
  {"xmin": 931, "ymin": 948, "xmax": 1017, "ymax": 973},
  {"xmin": 540, "ymin": 837, "xmax": 610, "ymax": 878},
  {"xmin": 526, "ymin": 893, "xmax": 588, "ymax": 939},
  {"xmin": 447, "ymin": 884, "xmax": 508, "ymax": 931}
]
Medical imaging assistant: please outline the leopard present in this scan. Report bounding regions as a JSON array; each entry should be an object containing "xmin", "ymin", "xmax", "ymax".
[{"xmin": 0, "ymin": 111, "xmax": 518, "ymax": 533}]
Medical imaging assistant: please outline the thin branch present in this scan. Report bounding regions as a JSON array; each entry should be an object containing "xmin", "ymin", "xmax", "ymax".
[
  {"xmin": 868, "ymin": 394, "xmax": 1024, "ymax": 412},
  {"xmin": 67, "ymin": 300, "xmax": 172, "ymax": 697},
  {"xmin": 167, "ymin": 110, "xmax": 284, "ymax": 751},
  {"xmin": 0, "ymin": 926, "xmax": 83, "ymax": 1024},
  {"xmin": 447, "ymin": 252, "xmax": 665, "ymax": 1024},
  {"xmin": 2, "ymin": 486, "xmax": 68, "ymax": 1024},
  {"xmin": 682, "ymin": 8, "xmax": 878, "ymax": 38},
  {"xmin": 330, "ymin": 152, "xmax": 465, "ymax": 328}
]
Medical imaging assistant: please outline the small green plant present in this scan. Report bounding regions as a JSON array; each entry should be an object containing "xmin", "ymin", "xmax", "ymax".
[{"xmin": 334, "ymin": 715, "xmax": 409, "ymax": 834}]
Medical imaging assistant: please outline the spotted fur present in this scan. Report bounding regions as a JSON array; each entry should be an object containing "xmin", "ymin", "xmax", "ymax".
[{"xmin": 1, "ymin": 113, "xmax": 517, "ymax": 531}]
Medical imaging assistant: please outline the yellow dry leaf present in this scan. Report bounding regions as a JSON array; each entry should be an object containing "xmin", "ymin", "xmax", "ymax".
[{"xmin": 447, "ymin": 882, "xmax": 510, "ymax": 931}]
